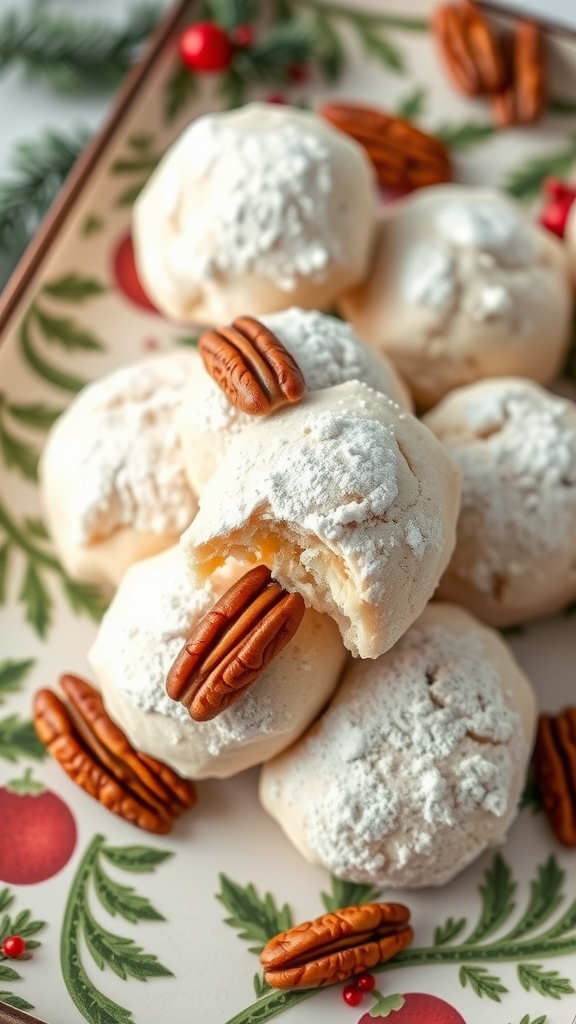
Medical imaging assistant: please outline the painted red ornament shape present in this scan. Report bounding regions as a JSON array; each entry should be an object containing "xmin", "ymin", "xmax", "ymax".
[
  {"xmin": 112, "ymin": 231, "xmax": 158, "ymax": 313},
  {"xmin": 0, "ymin": 777, "xmax": 77, "ymax": 885},
  {"xmin": 357, "ymin": 992, "xmax": 466, "ymax": 1023}
]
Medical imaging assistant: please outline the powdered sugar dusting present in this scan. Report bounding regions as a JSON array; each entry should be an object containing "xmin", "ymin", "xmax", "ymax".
[
  {"xmin": 56, "ymin": 354, "xmax": 197, "ymax": 544},
  {"xmin": 171, "ymin": 119, "xmax": 342, "ymax": 290}
]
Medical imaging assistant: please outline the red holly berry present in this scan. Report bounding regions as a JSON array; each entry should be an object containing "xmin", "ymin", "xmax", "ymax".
[
  {"xmin": 112, "ymin": 231, "xmax": 158, "ymax": 313},
  {"xmin": 2, "ymin": 936, "xmax": 26, "ymax": 958},
  {"xmin": 0, "ymin": 771, "xmax": 77, "ymax": 885},
  {"xmin": 230, "ymin": 24, "xmax": 254, "ymax": 49},
  {"xmin": 343, "ymin": 983, "xmax": 363, "ymax": 1007},
  {"xmin": 356, "ymin": 972, "xmax": 376, "ymax": 992},
  {"xmin": 179, "ymin": 22, "xmax": 233, "ymax": 73},
  {"xmin": 288, "ymin": 63, "xmax": 309, "ymax": 83},
  {"xmin": 539, "ymin": 176, "xmax": 576, "ymax": 239}
]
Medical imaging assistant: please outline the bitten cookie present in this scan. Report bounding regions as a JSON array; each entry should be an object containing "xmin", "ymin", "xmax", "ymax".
[
  {"xmin": 340, "ymin": 185, "xmax": 572, "ymax": 410},
  {"xmin": 178, "ymin": 307, "xmax": 412, "ymax": 495},
  {"xmin": 424, "ymin": 377, "xmax": 576, "ymax": 625},
  {"xmin": 88, "ymin": 546, "xmax": 347, "ymax": 779},
  {"xmin": 260, "ymin": 603, "xmax": 536, "ymax": 888},
  {"xmin": 133, "ymin": 104, "xmax": 377, "ymax": 323},
  {"xmin": 39, "ymin": 353, "xmax": 198, "ymax": 591},
  {"xmin": 181, "ymin": 380, "xmax": 461, "ymax": 659}
]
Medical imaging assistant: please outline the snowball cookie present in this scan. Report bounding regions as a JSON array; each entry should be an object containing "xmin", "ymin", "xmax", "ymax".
[
  {"xmin": 424, "ymin": 377, "xmax": 576, "ymax": 626},
  {"xmin": 181, "ymin": 380, "xmax": 461, "ymax": 659},
  {"xmin": 177, "ymin": 307, "xmax": 413, "ymax": 495},
  {"xmin": 39, "ymin": 353, "xmax": 198, "ymax": 592},
  {"xmin": 88, "ymin": 546, "xmax": 347, "ymax": 779},
  {"xmin": 260, "ymin": 602, "xmax": 536, "ymax": 889},
  {"xmin": 339, "ymin": 185, "xmax": 572, "ymax": 410},
  {"xmin": 133, "ymin": 103, "xmax": 377, "ymax": 324}
]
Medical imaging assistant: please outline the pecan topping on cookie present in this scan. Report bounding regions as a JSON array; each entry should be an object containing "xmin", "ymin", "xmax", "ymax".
[
  {"xmin": 319, "ymin": 102, "xmax": 451, "ymax": 191},
  {"xmin": 432, "ymin": 2, "xmax": 506, "ymax": 96},
  {"xmin": 534, "ymin": 706, "xmax": 576, "ymax": 847},
  {"xmin": 491, "ymin": 21, "xmax": 546, "ymax": 127},
  {"xmin": 33, "ymin": 675, "xmax": 196, "ymax": 834},
  {"xmin": 260, "ymin": 903, "xmax": 413, "ymax": 990},
  {"xmin": 167, "ymin": 565, "xmax": 305, "ymax": 722},
  {"xmin": 199, "ymin": 316, "xmax": 305, "ymax": 416}
]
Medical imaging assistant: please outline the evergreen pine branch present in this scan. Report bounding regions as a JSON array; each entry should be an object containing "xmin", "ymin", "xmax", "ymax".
[
  {"xmin": 0, "ymin": 3, "xmax": 161, "ymax": 94},
  {"xmin": 0, "ymin": 126, "xmax": 91, "ymax": 256},
  {"xmin": 207, "ymin": 0, "xmax": 258, "ymax": 30},
  {"xmin": 233, "ymin": 19, "xmax": 316, "ymax": 82}
]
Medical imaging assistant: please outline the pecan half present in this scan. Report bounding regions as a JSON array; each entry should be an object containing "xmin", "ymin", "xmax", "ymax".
[
  {"xmin": 534, "ymin": 706, "xmax": 576, "ymax": 847},
  {"xmin": 33, "ymin": 675, "xmax": 196, "ymax": 834},
  {"xmin": 167, "ymin": 565, "xmax": 305, "ymax": 722},
  {"xmin": 260, "ymin": 903, "xmax": 413, "ymax": 990},
  {"xmin": 432, "ymin": 3, "xmax": 507, "ymax": 96},
  {"xmin": 319, "ymin": 102, "xmax": 451, "ymax": 191},
  {"xmin": 199, "ymin": 316, "xmax": 305, "ymax": 416},
  {"xmin": 491, "ymin": 21, "xmax": 546, "ymax": 127}
]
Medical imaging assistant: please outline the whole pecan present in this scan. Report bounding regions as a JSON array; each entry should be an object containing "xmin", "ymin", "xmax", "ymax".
[
  {"xmin": 33, "ymin": 675, "xmax": 196, "ymax": 834},
  {"xmin": 432, "ymin": 2, "xmax": 507, "ymax": 97},
  {"xmin": 199, "ymin": 316, "xmax": 305, "ymax": 416},
  {"xmin": 534, "ymin": 706, "xmax": 576, "ymax": 847},
  {"xmin": 319, "ymin": 102, "xmax": 451, "ymax": 191},
  {"xmin": 491, "ymin": 21, "xmax": 546, "ymax": 127},
  {"xmin": 260, "ymin": 902, "xmax": 413, "ymax": 990},
  {"xmin": 166, "ymin": 565, "xmax": 305, "ymax": 722}
]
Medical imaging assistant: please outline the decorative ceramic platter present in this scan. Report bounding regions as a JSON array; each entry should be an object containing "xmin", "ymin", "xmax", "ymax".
[{"xmin": 1, "ymin": 2, "xmax": 576, "ymax": 1022}]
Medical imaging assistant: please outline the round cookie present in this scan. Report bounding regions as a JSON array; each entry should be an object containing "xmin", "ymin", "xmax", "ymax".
[
  {"xmin": 424, "ymin": 377, "xmax": 576, "ymax": 626},
  {"xmin": 39, "ymin": 353, "xmax": 198, "ymax": 591},
  {"xmin": 260, "ymin": 602, "xmax": 536, "ymax": 889},
  {"xmin": 88, "ymin": 546, "xmax": 347, "ymax": 779},
  {"xmin": 339, "ymin": 185, "xmax": 572, "ymax": 410},
  {"xmin": 181, "ymin": 380, "xmax": 461, "ymax": 659},
  {"xmin": 178, "ymin": 307, "xmax": 412, "ymax": 495},
  {"xmin": 133, "ymin": 103, "xmax": 377, "ymax": 324}
]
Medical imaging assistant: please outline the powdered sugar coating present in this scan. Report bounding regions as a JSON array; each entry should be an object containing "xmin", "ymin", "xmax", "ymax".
[
  {"xmin": 260, "ymin": 603, "xmax": 535, "ymax": 888},
  {"xmin": 89, "ymin": 547, "xmax": 346, "ymax": 779},
  {"xmin": 425, "ymin": 377, "xmax": 576, "ymax": 625},
  {"xmin": 178, "ymin": 308, "xmax": 412, "ymax": 495},
  {"xmin": 133, "ymin": 104, "xmax": 376, "ymax": 323},
  {"xmin": 183, "ymin": 381, "xmax": 460, "ymax": 658},
  {"xmin": 41, "ymin": 353, "xmax": 197, "ymax": 545}
]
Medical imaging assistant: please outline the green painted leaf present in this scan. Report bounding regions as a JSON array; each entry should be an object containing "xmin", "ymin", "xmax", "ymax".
[
  {"xmin": 504, "ymin": 138, "xmax": 576, "ymax": 200},
  {"xmin": 174, "ymin": 333, "xmax": 200, "ymax": 348},
  {"xmin": 433, "ymin": 916, "xmax": 467, "ymax": 946},
  {"xmin": 20, "ymin": 313, "xmax": 87, "ymax": 393},
  {"xmin": 356, "ymin": 23, "xmax": 404, "ymax": 72},
  {"xmin": 466, "ymin": 854, "xmax": 516, "ymax": 944},
  {"xmin": 459, "ymin": 965, "xmax": 508, "ymax": 1002},
  {"xmin": 504, "ymin": 856, "xmax": 564, "ymax": 941},
  {"xmin": 81, "ymin": 905, "xmax": 173, "ymax": 981},
  {"xmin": 253, "ymin": 972, "xmax": 272, "ymax": 997},
  {"xmin": 23, "ymin": 518, "xmax": 50, "ymax": 541},
  {"xmin": 0, "ymin": 889, "xmax": 14, "ymax": 914},
  {"xmin": 396, "ymin": 86, "xmax": 427, "ymax": 119},
  {"xmin": 217, "ymin": 875, "xmax": 293, "ymax": 953},
  {"xmin": 18, "ymin": 560, "xmax": 52, "ymax": 638},
  {"xmin": 93, "ymin": 861, "xmax": 165, "ymax": 924},
  {"xmin": 42, "ymin": 274, "xmax": 106, "ymax": 301},
  {"xmin": 0, "ymin": 420, "xmax": 39, "ymax": 480},
  {"xmin": 0, "ymin": 993, "xmax": 34, "ymax": 1011},
  {"xmin": 9, "ymin": 909, "xmax": 45, "ymax": 939},
  {"xmin": 0, "ymin": 659, "xmax": 35, "ymax": 703},
  {"xmin": 7, "ymin": 401, "xmax": 62, "ymax": 429},
  {"xmin": 0, "ymin": 965, "xmax": 21, "ymax": 982},
  {"xmin": 518, "ymin": 963, "xmax": 574, "ymax": 998},
  {"xmin": 0, "ymin": 543, "xmax": 10, "ymax": 603},
  {"xmin": 61, "ymin": 576, "xmax": 108, "ymax": 623},
  {"xmin": 548, "ymin": 95, "xmax": 576, "ymax": 114},
  {"xmin": 164, "ymin": 62, "xmax": 198, "ymax": 123},
  {"xmin": 34, "ymin": 308, "xmax": 105, "ymax": 352},
  {"xmin": 313, "ymin": 12, "xmax": 346, "ymax": 81},
  {"xmin": 434, "ymin": 121, "xmax": 496, "ymax": 150},
  {"xmin": 102, "ymin": 845, "xmax": 173, "ymax": 873},
  {"xmin": 369, "ymin": 992, "xmax": 405, "ymax": 1016},
  {"xmin": 62, "ymin": 954, "xmax": 133, "ymax": 1024},
  {"xmin": 114, "ymin": 180, "xmax": 147, "ymax": 207},
  {"xmin": 82, "ymin": 213, "xmax": 104, "ymax": 236},
  {"xmin": 321, "ymin": 876, "xmax": 382, "ymax": 912},
  {"xmin": 542, "ymin": 891, "xmax": 576, "ymax": 939},
  {"xmin": 0, "ymin": 715, "xmax": 47, "ymax": 763},
  {"xmin": 513, "ymin": 1016, "xmax": 547, "ymax": 1024}
]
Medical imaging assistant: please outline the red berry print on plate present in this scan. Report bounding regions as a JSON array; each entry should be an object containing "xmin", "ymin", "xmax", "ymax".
[
  {"xmin": 0, "ymin": 770, "xmax": 77, "ymax": 885},
  {"xmin": 357, "ymin": 993, "xmax": 466, "ymax": 1023},
  {"xmin": 112, "ymin": 231, "xmax": 158, "ymax": 313},
  {"xmin": 2, "ymin": 935, "xmax": 27, "ymax": 958}
]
